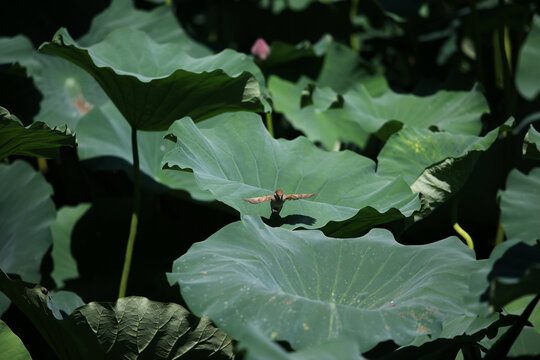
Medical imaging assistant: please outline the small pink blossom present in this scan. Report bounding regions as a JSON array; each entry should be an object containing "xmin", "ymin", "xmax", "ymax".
[{"xmin": 251, "ymin": 38, "xmax": 271, "ymax": 60}]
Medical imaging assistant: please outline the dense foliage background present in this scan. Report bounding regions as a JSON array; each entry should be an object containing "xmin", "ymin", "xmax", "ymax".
[{"xmin": 1, "ymin": 0, "xmax": 540, "ymax": 359}]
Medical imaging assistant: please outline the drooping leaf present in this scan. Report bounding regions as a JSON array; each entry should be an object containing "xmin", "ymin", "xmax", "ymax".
[
  {"xmin": 162, "ymin": 112, "xmax": 420, "ymax": 230},
  {"xmin": 499, "ymin": 168, "xmax": 540, "ymax": 245},
  {"xmin": 0, "ymin": 160, "xmax": 55, "ymax": 314},
  {"xmin": 39, "ymin": 27, "xmax": 267, "ymax": 130},
  {"xmin": 378, "ymin": 122, "xmax": 510, "ymax": 213},
  {"xmin": 238, "ymin": 324, "xmax": 364, "ymax": 360},
  {"xmin": 0, "ymin": 106, "xmax": 76, "ymax": 159},
  {"xmin": 168, "ymin": 216, "xmax": 483, "ymax": 352},
  {"xmin": 515, "ymin": 15, "xmax": 540, "ymax": 100},
  {"xmin": 76, "ymin": 101, "xmax": 213, "ymax": 201},
  {"xmin": 0, "ymin": 319, "xmax": 32, "ymax": 360},
  {"xmin": 0, "ymin": 269, "xmax": 234, "ymax": 360},
  {"xmin": 50, "ymin": 204, "xmax": 91, "ymax": 288}
]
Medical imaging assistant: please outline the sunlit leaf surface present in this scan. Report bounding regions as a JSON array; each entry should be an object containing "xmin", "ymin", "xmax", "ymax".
[
  {"xmin": 168, "ymin": 216, "xmax": 483, "ymax": 352},
  {"xmin": 163, "ymin": 112, "xmax": 420, "ymax": 230}
]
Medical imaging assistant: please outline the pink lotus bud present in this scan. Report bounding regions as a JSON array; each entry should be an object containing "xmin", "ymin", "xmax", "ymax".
[{"xmin": 251, "ymin": 38, "xmax": 271, "ymax": 60}]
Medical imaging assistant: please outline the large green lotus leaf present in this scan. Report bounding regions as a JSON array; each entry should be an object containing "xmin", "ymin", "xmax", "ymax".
[
  {"xmin": 168, "ymin": 216, "xmax": 482, "ymax": 352},
  {"xmin": 77, "ymin": 0, "xmax": 211, "ymax": 54},
  {"xmin": 0, "ymin": 319, "xmax": 31, "ymax": 360},
  {"xmin": 516, "ymin": 15, "xmax": 540, "ymax": 100},
  {"xmin": 50, "ymin": 204, "xmax": 91, "ymax": 288},
  {"xmin": 39, "ymin": 27, "xmax": 266, "ymax": 131},
  {"xmin": 162, "ymin": 112, "xmax": 420, "ymax": 230},
  {"xmin": 342, "ymin": 85, "xmax": 488, "ymax": 137},
  {"xmin": 0, "ymin": 160, "xmax": 55, "ymax": 315},
  {"xmin": 523, "ymin": 125, "xmax": 540, "ymax": 160},
  {"xmin": 0, "ymin": 269, "xmax": 233, "ymax": 359},
  {"xmin": 239, "ymin": 324, "xmax": 364, "ymax": 360},
  {"xmin": 0, "ymin": 106, "xmax": 76, "ymax": 159},
  {"xmin": 499, "ymin": 168, "xmax": 540, "ymax": 245},
  {"xmin": 76, "ymin": 101, "xmax": 213, "ymax": 201}
]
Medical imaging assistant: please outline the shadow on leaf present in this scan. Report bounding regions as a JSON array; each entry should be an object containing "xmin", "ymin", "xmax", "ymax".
[{"xmin": 262, "ymin": 212, "xmax": 316, "ymax": 227}]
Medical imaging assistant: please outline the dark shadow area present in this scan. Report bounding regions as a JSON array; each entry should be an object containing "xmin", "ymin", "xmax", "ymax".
[{"xmin": 262, "ymin": 212, "xmax": 316, "ymax": 227}]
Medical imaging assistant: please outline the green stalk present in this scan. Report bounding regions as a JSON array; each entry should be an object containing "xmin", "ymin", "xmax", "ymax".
[
  {"xmin": 118, "ymin": 126, "xmax": 141, "ymax": 298},
  {"xmin": 265, "ymin": 112, "xmax": 275, "ymax": 138},
  {"xmin": 452, "ymin": 200, "xmax": 474, "ymax": 250}
]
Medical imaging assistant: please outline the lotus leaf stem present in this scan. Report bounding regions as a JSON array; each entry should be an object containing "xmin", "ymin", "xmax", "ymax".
[
  {"xmin": 265, "ymin": 112, "xmax": 274, "ymax": 138},
  {"xmin": 118, "ymin": 126, "xmax": 141, "ymax": 298}
]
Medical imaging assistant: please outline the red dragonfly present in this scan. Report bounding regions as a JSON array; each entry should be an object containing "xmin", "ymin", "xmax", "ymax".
[{"xmin": 243, "ymin": 189, "xmax": 316, "ymax": 214}]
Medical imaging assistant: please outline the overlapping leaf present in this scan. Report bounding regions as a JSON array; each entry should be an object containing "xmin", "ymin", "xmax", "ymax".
[
  {"xmin": 168, "ymin": 216, "xmax": 482, "ymax": 352},
  {"xmin": 516, "ymin": 15, "xmax": 540, "ymax": 100},
  {"xmin": 499, "ymin": 168, "xmax": 540, "ymax": 245},
  {"xmin": 162, "ymin": 112, "xmax": 420, "ymax": 230},
  {"xmin": 269, "ymin": 75, "xmax": 487, "ymax": 149},
  {"xmin": 40, "ymin": 27, "xmax": 267, "ymax": 130},
  {"xmin": 0, "ymin": 269, "xmax": 233, "ymax": 360},
  {"xmin": 76, "ymin": 101, "xmax": 213, "ymax": 201},
  {"xmin": 0, "ymin": 106, "xmax": 76, "ymax": 159},
  {"xmin": 0, "ymin": 161, "xmax": 55, "ymax": 314}
]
